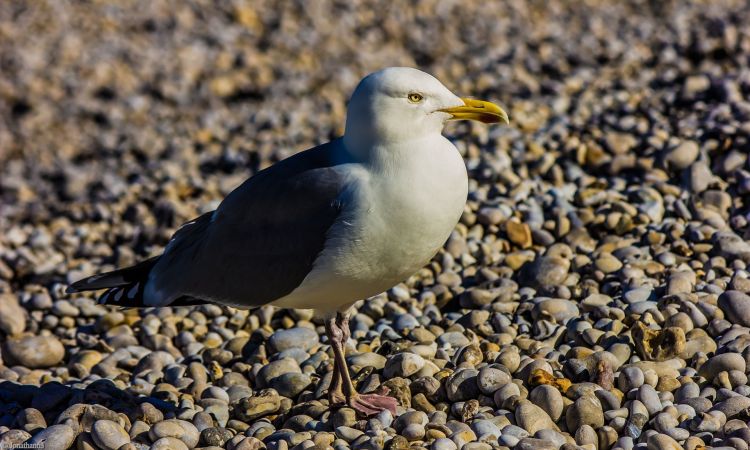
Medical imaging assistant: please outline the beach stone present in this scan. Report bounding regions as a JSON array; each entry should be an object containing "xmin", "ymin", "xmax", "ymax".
[
  {"xmin": 516, "ymin": 437, "xmax": 557, "ymax": 450},
  {"xmin": 383, "ymin": 352, "xmax": 425, "ymax": 378},
  {"xmin": 269, "ymin": 372, "xmax": 311, "ymax": 398},
  {"xmin": 506, "ymin": 220, "xmax": 532, "ymax": 248},
  {"xmin": 27, "ymin": 424, "xmax": 76, "ymax": 450},
  {"xmin": 637, "ymin": 385, "xmax": 662, "ymax": 416},
  {"xmin": 523, "ymin": 255, "xmax": 569, "ymax": 287},
  {"xmin": 148, "ymin": 419, "xmax": 200, "ymax": 448},
  {"xmin": 200, "ymin": 427, "xmax": 233, "ymax": 447},
  {"xmin": 477, "ymin": 366, "xmax": 511, "ymax": 395},
  {"xmin": 0, "ymin": 430, "xmax": 32, "ymax": 447},
  {"xmin": 566, "ymin": 395, "xmax": 604, "ymax": 431},
  {"xmin": 258, "ymin": 358, "xmax": 302, "ymax": 386},
  {"xmin": 533, "ymin": 299, "xmax": 579, "ymax": 323},
  {"xmin": 0, "ymin": 293, "xmax": 25, "ymax": 336},
  {"xmin": 528, "ymin": 385, "xmax": 564, "ymax": 421},
  {"xmin": 664, "ymin": 140, "xmax": 700, "ymax": 170},
  {"xmin": 235, "ymin": 390, "xmax": 281, "ymax": 421},
  {"xmin": 718, "ymin": 291, "xmax": 750, "ymax": 327},
  {"xmin": 575, "ymin": 424, "xmax": 597, "ymax": 446},
  {"xmin": 269, "ymin": 327, "xmax": 319, "ymax": 352},
  {"xmin": 347, "ymin": 352, "xmax": 387, "ymax": 370},
  {"xmin": 632, "ymin": 323, "xmax": 685, "ymax": 362},
  {"xmin": 394, "ymin": 410, "xmax": 427, "ymax": 434},
  {"xmin": 595, "ymin": 254, "xmax": 622, "ymax": 273},
  {"xmin": 647, "ymin": 432, "xmax": 682, "ymax": 450},
  {"xmin": 499, "ymin": 425, "xmax": 528, "ymax": 447},
  {"xmin": 3, "ymin": 334, "xmax": 65, "ymax": 368},
  {"xmin": 151, "ymin": 437, "xmax": 189, "ymax": 450},
  {"xmin": 432, "ymin": 437, "xmax": 458, "ymax": 450},
  {"xmin": 698, "ymin": 353, "xmax": 746, "ymax": 379},
  {"xmin": 515, "ymin": 399, "xmax": 560, "ymax": 435},
  {"xmin": 437, "ymin": 332, "xmax": 470, "ymax": 348},
  {"xmin": 402, "ymin": 423, "xmax": 426, "ymax": 441},
  {"xmin": 624, "ymin": 287, "xmax": 653, "ymax": 304},
  {"xmin": 471, "ymin": 419, "xmax": 502, "ymax": 438},
  {"xmin": 711, "ymin": 395, "xmax": 750, "ymax": 419},
  {"xmin": 91, "ymin": 420, "xmax": 130, "ymax": 450},
  {"xmin": 445, "ymin": 369, "xmax": 479, "ymax": 402},
  {"xmin": 618, "ymin": 367, "xmax": 645, "ymax": 392}
]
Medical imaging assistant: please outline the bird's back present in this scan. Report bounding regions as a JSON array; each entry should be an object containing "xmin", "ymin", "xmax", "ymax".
[{"xmin": 70, "ymin": 140, "xmax": 356, "ymax": 308}]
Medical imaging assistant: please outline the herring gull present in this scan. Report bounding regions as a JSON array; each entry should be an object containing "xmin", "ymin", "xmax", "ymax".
[{"xmin": 68, "ymin": 67, "xmax": 509, "ymax": 415}]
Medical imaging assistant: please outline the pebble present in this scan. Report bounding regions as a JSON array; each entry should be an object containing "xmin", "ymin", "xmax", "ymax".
[
  {"xmin": 26, "ymin": 424, "xmax": 76, "ymax": 450},
  {"xmin": 2, "ymin": 334, "xmax": 65, "ymax": 368},
  {"xmin": 711, "ymin": 395, "xmax": 750, "ymax": 419},
  {"xmin": 383, "ymin": 352, "xmax": 425, "ymax": 378},
  {"xmin": 533, "ymin": 298, "xmax": 579, "ymax": 323},
  {"xmin": 618, "ymin": 367, "xmax": 645, "ymax": 392},
  {"xmin": 151, "ymin": 437, "xmax": 189, "ymax": 450},
  {"xmin": 91, "ymin": 420, "xmax": 130, "ymax": 450},
  {"xmin": 148, "ymin": 419, "xmax": 200, "ymax": 448},
  {"xmin": 698, "ymin": 353, "xmax": 746, "ymax": 379},
  {"xmin": 269, "ymin": 372, "xmax": 311, "ymax": 398},
  {"xmin": 663, "ymin": 140, "xmax": 700, "ymax": 170},
  {"xmin": 566, "ymin": 395, "xmax": 605, "ymax": 431},
  {"xmin": 528, "ymin": 385, "xmax": 564, "ymax": 421},
  {"xmin": 718, "ymin": 291, "xmax": 750, "ymax": 327},
  {"xmin": 444, "ymin": 369, "xmax": 479, "ymax": 402},
  {"xmin": 477, "ymin": 366, "xmax": 511, "ymax": 395},
  {"xmin": 432, "ymin": 437, "xmax": 458, "ymax": 450},
  {"xmin": 269, "ymin": 327, "xmax": 319, "ymax": 352},
  {"xmin": 515, "ymin": 399, "xmax": 560, "ymax": 434},
  {"xmin": 0, "ymin": 293, "xmax": 26, "ymax": 336}
]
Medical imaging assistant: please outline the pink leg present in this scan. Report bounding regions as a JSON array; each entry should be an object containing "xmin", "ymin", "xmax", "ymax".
[
  {"xmin": 325, "ymin": 313, "xmax": 397, "ymax": 416},
  {"xmin": 326, "ymin": 316, "xmax": 345, "ymax": 406}
]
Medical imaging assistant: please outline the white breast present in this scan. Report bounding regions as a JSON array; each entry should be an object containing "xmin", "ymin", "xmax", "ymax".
[{"xmin": 272, "ymin": 135, "xmax": 467, "ymax": 315}]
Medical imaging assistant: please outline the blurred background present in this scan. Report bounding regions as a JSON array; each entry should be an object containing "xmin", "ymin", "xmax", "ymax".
[{"xmin": 1, "ymin": 0, "xmax": 750, "ymax": 290}]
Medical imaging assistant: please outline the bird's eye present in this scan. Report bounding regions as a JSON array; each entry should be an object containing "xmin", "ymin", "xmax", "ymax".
[{"xmin": 408, "ymin": 93, "xmax": 424, "ymax": 103}]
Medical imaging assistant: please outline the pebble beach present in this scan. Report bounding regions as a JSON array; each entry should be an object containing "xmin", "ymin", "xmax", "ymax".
[{"xmin": 2, "ymin": 1, "xmax": 750, "ymax": 450}]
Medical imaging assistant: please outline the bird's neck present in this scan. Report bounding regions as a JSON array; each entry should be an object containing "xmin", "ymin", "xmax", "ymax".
[{"xmin": 342, "ymin": 132, "xmax": 446, "ymax": 172}]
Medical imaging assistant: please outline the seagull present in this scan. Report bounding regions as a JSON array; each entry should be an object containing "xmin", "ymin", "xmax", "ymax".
[{"xmin": 68, "ymin": 67, "xmax": 508, "ymax": 416}]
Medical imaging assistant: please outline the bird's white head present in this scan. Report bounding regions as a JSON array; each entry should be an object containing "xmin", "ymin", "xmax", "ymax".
[{"xmin": 344, "ymin": 67, "xmax": 508, "ymax": 150}]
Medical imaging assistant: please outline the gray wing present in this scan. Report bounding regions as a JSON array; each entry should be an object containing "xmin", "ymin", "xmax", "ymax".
[{"xmin": 144, "ymin": 141, "xmax": 351, "ymax": 307}]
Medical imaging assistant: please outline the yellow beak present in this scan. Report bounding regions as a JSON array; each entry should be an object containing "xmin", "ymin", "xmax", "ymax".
[{"xmin": 440, "ymin": 98, "xmax": 509, "ymax": 124}]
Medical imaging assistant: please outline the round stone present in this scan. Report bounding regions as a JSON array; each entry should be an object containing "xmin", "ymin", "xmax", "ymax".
[
  {"xmin": 718, "ymin": 291, "xmax": 750, "ymax": 327},
  {"xmin": 533, "ymin": 298, "xmax": 579, "ymax": 323},
  {"xmin": 515, "ymin": 399, "xmax": 559, "ymax": 435},
  {"xmin": 477, "ymin": 366, "xmax": 511, "ymax": 395},
  {"xmin": 269, "ymin": 372, "xmax": 312, "ymax": 398},
  {"xmin": 26, "ymin": 424, "xmax": 76, "ymax": 450},
  {"xmin": 91, "ymin": 420, "xmax": 130, "ymax": 450},
  {"xmin": 566, "ymin": 395, "xmax": 604, "ymax": 431},
  {"xmin": 150, "ymin": 437, "xmax": 189, "ymax": 450},
  {"xmin": 698, "ymin": 353, "xmax": 746, "ymax": 379},
  {"xmin": 148, "ymin": 419, "xmax": 200, "ymax": 448},
  {"xmin": 383, "ymin": 352, "xmax": 425, "ymax": 378},
  {"xmin": 269, "ymin": 327, "xmax": 319, "ymax": 352},
  {"xmin": 528, "ymin": 385, "xmax": 564, "ymax": 422},
  {"xmin": 3, "ymin": 334, "xmax": 65, "ymax": 369},
  {"xmin": 0, "ymin": 293, "xmax": 26, "ymax": 336}
]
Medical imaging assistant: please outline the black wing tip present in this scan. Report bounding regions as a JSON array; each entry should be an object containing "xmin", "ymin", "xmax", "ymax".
[
  {"xmin": 98, "ymin": 282, "xmax": 146, "ymax": 307},
  {"xmin": 65, "ymin": 274, "xmax": 108, "ymax": 294}
]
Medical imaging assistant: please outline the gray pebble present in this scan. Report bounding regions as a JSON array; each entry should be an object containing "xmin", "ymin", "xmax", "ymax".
[
  {"xmin": 269, "ymin": 327, "xmax": 319, "ymax": 353},
  {"xmin": 27, "ymin": 424, "xmax": 76, "ymax": 450},
  {"xmin": 91, "ymin": 420, "xmax": 130, "ymax": 450}
]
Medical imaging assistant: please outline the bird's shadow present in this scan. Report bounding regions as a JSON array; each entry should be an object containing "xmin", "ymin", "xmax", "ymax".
[{"xmin": 0, "ymin": 378, "xmax": 176, "ymax": 429}]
